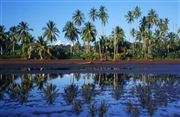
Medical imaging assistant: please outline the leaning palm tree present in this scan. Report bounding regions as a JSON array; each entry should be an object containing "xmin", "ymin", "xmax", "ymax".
[
  {"xmin": 98, "ymin": 6, "xmax": 108, "ymax": 60},
  {"xmin": 42, "ymin": 20, "xmax": 60, "ymax": 43},
  {"xmin": 9, "ymin": 26, "xmax": 18, "ymax": 55},
  {"xmin": 63, "ymin": 21, "xmax": 79, "ymax": 54},
  {"xmin": 72, "ymin": 9, "xmax": 85, "ymax": 27},
  {"xmin": 81, "ymin": 22, "xmax": 97, "ymax": 53}
]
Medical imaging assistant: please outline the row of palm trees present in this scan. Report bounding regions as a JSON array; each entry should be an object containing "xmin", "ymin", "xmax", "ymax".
[{"xmin": 0, "ymin": 6, "xmax": 179, "ymax": 60}]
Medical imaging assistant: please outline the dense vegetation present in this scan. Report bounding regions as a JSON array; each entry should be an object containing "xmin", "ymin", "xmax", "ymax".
[{"xmin": 0, "ymin": 6, "xmax": 180, "ymax": 60}]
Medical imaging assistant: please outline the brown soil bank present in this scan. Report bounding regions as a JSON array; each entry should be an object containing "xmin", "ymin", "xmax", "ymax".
[{"xmin": 0, "ymin": 59, "xmax": 180, "ymax": 65}]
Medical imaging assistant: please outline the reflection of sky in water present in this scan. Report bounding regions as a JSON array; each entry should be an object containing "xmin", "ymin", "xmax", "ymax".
[{"xmin": 0, "ymin": 73, "xmax": 179, "ymax": 117}]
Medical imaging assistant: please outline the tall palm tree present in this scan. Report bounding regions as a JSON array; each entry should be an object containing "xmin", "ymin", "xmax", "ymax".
[
  {"xmin": 72, "ymin": 9, "xmax": 85, "ymax": 27},
  {"xmin": 99, "ymin": 6, "xmax": 108, "ymax": 60},
  {"xmin": 9, "ymin": 26, "xmax": 18, "ymax": 55},
  {"xmin": 17, "ymin": 21, "xmax": 33, "ymax": 54},
  {"xmin": 130, "ymin": 28, "xmax": 136, "ymax": 56},
  {"xmin": 63, "ymin": 21, "xmax": 79, "ymax": 54},
  {"xmin": 113, "ymin": 26, "xmax": 125, "ymax": 61},
  {"xmin": 133, "ymin": 6, "xmax": 141, "ymax": 31},
  {"xmin": 0, "ymin": 25, "xmax": 7, "ymax": 55},
  {"xmin": 89, "ymin": 8, "xmax": 99, "ymax": 58},
  {"xmin": 42, "ymin": 20, "xmax": 60, "ymax": 43},
  {"xmin": 140, "ymin": 16, "xmax": 149, "ymax": 58},
  {"xmin": 147, "ymin": 9, "xmax": 158, "ymax": 58},
  {"xmin": 125, "ymin": 11, "xmax": 134, "ymax": 42},
  {"xmin": 81, "ymin": 22, "xmax": 97, "ymax": 52},
  {"xmin": 89, "ymin": 8, "xmax": 98, "ymax": 22}
]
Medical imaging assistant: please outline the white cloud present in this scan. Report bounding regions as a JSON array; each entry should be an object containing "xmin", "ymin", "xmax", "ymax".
[{"xmin": 54, "ymin": 40, "xmax": 63, "ymax": 45}]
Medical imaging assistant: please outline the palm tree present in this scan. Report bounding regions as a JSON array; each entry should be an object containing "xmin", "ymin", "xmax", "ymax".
[
  {"xmin": 89, "ymin": 8, "xmax": 98, "ymax": 22},
  {"xmin": 9, "ymin": 26, "xmax": 18, "ymax": 55},
  {"xmin": 133, "ymin": 6, "xmax": 141, "ymax": 31},
  {"xmin": 63, "ymin": 21, "xmax": 79, "ymax": 53},
  {"xmin": 89, "ymin": 8, "xmax": 99, "ymax": 58},
  {"xmin": 113, "ymin": 26, "xmax": 125, "ymax": 61},
  {"xmin": 17, "ymin": 22, "xmax": 33, "ymax": 54},
  {"xmin": 81, "ymin": 22, "xmax": 97, "ymax": 52},
  {"xmin": 147, "ymin": 9, "xmax": 158, "ymax": 58},
  {"xmin": 0, "ymin": 25, "xmax": 7, "ymax": 55},
  {"xmin": 140, "ymin": 16, "xmax": 148, "ymax": 58},
  {"xmin": 125, "ymin": 11, "xmax": 134, "ymax": 42},
  {"xmin": 42, "ymin": 20, "xmax": 60, "ymax": 43},
  {"xmin": 130, "ymin": 28, "xmax": 136, "ymax": 57},
  {"xmin": 72, "ymin": 9, "xmax": 85, "ymax": 27},
  {"xmin": 35, "ymin": 36, "xmax": 47, "ymax": 60},
  {"xmin": 98, "ymin": 6, "xmax": 109, "ymax": 60}
]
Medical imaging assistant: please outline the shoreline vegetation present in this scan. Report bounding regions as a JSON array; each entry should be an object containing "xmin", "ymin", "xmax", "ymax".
[{"xmin": 0, "ymin": 6, "xmax": 180, "ymax": 62}]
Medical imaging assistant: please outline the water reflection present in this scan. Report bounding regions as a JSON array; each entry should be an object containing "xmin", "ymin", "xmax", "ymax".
[{"xmin": 0, "ymin": 73, "xmax": 179, "ymax": 117}]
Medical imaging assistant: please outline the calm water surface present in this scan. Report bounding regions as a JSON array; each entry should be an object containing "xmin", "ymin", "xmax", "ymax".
[{"xmin": 0, "ymin": 66, "xmax": 180, "ymax": 117}]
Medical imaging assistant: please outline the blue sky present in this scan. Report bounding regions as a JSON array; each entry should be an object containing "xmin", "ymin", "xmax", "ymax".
[{"xmin": 1, "ymin": 0, "xmax": 180, "ymax": 45}]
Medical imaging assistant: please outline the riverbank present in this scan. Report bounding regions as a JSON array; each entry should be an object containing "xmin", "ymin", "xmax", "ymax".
[{"xmin": 0, "ymin": 59, "xmax": 180, "ymax": 65}]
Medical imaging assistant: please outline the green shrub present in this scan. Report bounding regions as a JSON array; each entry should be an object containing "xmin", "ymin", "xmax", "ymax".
[{"xmin": 166, "ymin": 53, "xmax": 180, "ymax": 59}]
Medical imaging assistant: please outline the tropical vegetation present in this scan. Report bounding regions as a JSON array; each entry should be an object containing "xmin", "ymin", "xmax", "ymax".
[{"xmin": 0, "ymin": 6, "xmax": 179, "ymax": 60}]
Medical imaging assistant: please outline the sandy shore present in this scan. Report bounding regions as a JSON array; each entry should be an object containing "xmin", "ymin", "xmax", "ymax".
[{"xmin": 0, "ymin": 59, "xmax": 180, "ymax": 65}]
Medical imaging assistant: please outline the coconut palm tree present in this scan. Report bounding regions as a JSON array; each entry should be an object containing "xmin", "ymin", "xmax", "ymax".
[
  {"xmin": 35, "ymin": 36, "xmax": 47, "ymax": 60},
  {"xmin": 17, "ymin": 22, "xmax": 33, "ymax": 53},
  {"xmin": 0, "ymin": 25, "xmax": 7, "ymax": 55},
  {"xmin": 98, "ymin": 6, "xmax": 108, "ymax": 60},
  {"xmin": 89, "ymin": 8, "xmax": 98, "ymax": 22},
  {"xmin": 147, "ymin": 9, "xmax": 158, "ymax": 58},
  {"xmin": 72, "ymin": 9, "xmax": 85, "ymax": 27},
  {"xmin": 81, "ymin": 22, "xmax": 97, "ymax": 52},
  {"xmin": 113, "ymin": 26, "xmax": 125, "ymax": 61},
  {"xmin": 42, "ymin": 20, "xmax": 60, "ymax": 43},
  {"xmin": 133, "ymin": 6, "xmax": 141, "ymax": 31},
  {"xmin": 89, "ymin": 8, "xmax": 100, "ymax": 58},
  {"xmin": 139, "ymin": 16, "xmax": 149, "ymax": 58},
  {"xmin": 9, "ymin": 26, "xmax": 18, "ymax": 55},
  {"xmin": 125, "ymin": 11, "xmax": 134, "ymax": 42},
  {"xmin": 63, "ymin": 21, "xmax": 79, "ymax": 54}
]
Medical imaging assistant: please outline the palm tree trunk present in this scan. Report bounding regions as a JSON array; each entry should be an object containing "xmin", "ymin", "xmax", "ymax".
[
  {"xmin": 0, "ymin": 46, "xmax": 3, "ymax": 55},
  {"xmin": 114, "ymin": 29, "xmax": 116, "ymax": 61},
  {"xmin": 13, "ymin": 42, "xmax": 15, "ymax": 55},
  {"xmin": 114, "ymin": 40, "xmax": 116, "ymax": 61},
  {"xmin": 99, "ymin": 40, "xmax": 102, "ymax": 60}
]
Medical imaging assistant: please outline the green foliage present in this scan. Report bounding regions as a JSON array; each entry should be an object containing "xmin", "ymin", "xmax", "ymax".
[
  {"xmin": 115, "ymin": 53, "xmax": 121, "ymax": 60},
  {"xmin": 166, "ymin": 53, "xmax": 180, "ymax": 59}
]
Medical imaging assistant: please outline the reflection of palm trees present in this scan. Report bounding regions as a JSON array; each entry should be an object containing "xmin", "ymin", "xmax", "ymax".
[
  {"xmin": 112, "ymin": 73, "xmax": 124, "ymax": 100},
  {"xmin": 42, "ymin": 83, "xmax": 59, "ymax": 105},
  {"xmin": 98, "ymin": 100, "xmax": 108, "ymax": 117},
  {"xmin": 72, "ymin": 100, "xmax": 82, "ymax": 115},
  {"xmin": 136, "ymin": 84, "xmax": 156, "ymax": 116},
  {"xmin": 34, "ymin": 74, "xmax": 48, "ymax": 90},
  {"xmin": 126, "ymin": 101, "xmax": 140, "ymax": 117},
  {"xmin": 82, "ymin": 83, "xmax": 95, "ymax": 103},
  {"xmin": 63, "ymin": 84, "xmax": 78, "ymax": 104}
]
